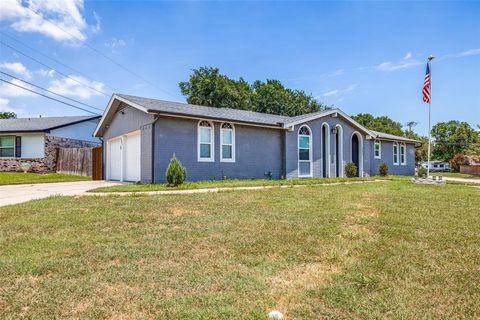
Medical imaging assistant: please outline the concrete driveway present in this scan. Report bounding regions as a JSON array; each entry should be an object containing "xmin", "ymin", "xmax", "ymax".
[{"xmin": 0, "ymin": 181, "xmax": 122, "ymax": 207}]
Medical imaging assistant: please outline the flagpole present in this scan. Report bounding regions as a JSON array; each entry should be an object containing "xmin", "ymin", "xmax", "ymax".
[{"xmin": 427, "ymin": 55, "xmax": 434, "ymax": 178}]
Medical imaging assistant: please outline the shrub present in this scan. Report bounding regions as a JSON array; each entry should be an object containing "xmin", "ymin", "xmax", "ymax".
[
  {"xmin": 165, "ymin": 154, "xmax": 186, "ymax": 186},
  {"xmin": 417, "ymin": 166, "xmax": 427, "ymax": 178},
  {"xmin": 449, "ymin": 153, "xmax": 466, "ymax": 172},
  {"xmin": 378, "ymin": 162, "xmax": 388, "ymax": 176},
  {"xmin": 344, "ymin": 162, "xmax": 357, "ymax": 178}
]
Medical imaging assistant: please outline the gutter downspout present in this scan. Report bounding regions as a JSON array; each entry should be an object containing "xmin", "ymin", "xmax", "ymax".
[{"xmin": 150, "ymin": 115, "xmax": 160, "ymax": 183}]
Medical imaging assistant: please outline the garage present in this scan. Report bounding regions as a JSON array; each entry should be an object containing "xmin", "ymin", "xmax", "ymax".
[{"xmin": 107, "ymin": 130, "xmax": 141, "ymax": 182}]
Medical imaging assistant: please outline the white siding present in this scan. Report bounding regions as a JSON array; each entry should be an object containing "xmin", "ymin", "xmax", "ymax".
[{"xmin": 48, "ymin": 119, "xmax": 100, "ymax": 143}]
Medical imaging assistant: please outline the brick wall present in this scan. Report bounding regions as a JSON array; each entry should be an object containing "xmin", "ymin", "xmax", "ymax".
[{"xmin": 0, "ymin": 136, "xmax": 100, "ymax": 173}]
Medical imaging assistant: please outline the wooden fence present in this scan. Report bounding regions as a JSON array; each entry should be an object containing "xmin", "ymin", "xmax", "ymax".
[
  {"xmin": 460, "ymin": 165, "xmax": 480, "ymax": 176},
  {"xmin": 57, "ymin": 147, "xmax": 103, "ymax": 179}
]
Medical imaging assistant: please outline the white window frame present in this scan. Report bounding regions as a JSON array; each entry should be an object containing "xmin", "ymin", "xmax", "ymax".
[
  {"xmin": 220, "ymin": 122, "xmax": 235, "ymax": 162},
  {"xmin": 197, "ymin": 120, "xmax": 214, "ymax": 162},
  {"xmin": 400, "ymin": 143, "xmax": 406, "ymax": 166},
  {"xmin": 393, "ymin": 142, "xmax": 399, "ymax": 166},
  {"xmin": 0, "ymin": 135, "xmax": 15, "ymax": 158},
  {"xmin": 298, "ymin": 125, "xmax": 313, "ymax": 178},
  {"xmin": 374, "ymin": 140, "xmax": 381, "ymax": 159}
]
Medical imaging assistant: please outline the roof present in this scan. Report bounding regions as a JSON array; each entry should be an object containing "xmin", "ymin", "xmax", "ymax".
[
  {"xmin": 371, "ymin": 130, "xmax": 422, "ymax": 144},
  {"xmin": 0, "ymin": 115, "xmax": 100, "ymax": 133},
  {"xmin": 116, "ymin": 94, "xmax": 290, "ymax": 126},
  {"xmin": 94, "ymin": 94, "xmax": 421, "ymax": 145}
]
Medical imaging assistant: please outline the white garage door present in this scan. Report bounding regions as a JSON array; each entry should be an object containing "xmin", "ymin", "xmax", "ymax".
[
  {"xmin": 123, "ymin": 132, "xmax": 141, "ymax": 182},
  {"xmin": 108, "ymin": 138, "xmax": 122, "ymax": 181}
]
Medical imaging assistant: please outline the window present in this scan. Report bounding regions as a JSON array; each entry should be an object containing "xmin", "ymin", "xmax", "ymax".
[
  {"xmin": 393, "ymin": 142, "xmax": 399, "ymax": 165},
  {"xmin": 374, "ymin": 140, "xmax": 381, "ymax": 159},
  {"xmin": 220, "ymin": 123, "xmax": 235, "ymax": 162},
  {"xmin": 198, "ymin": 120, "xmax": 214, "ymax": 162},
  {"xmin": 298, "ymin": 125, "xmax": 312, "ymax": 177},
  {"xmin": 400, "ymin": 143, "xmax": 406, "ymax": 165},
  {"xmin": 0, "ymin": 136, "xmax": 15, "ymax": 158}
]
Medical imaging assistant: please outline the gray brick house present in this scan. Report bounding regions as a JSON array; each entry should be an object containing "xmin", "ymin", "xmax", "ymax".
[
  {"xmin": 0, "ymin": 116, "xmax": 101, "ymax": 173},
  {"xmin": 94, "ymin": 94, "xmax": 420, "ymax": 182}
]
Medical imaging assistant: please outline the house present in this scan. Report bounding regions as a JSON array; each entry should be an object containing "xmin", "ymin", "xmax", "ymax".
[
  {"xmin": 421, "ymin": 160, "xmax": 450, "ymax": 172},
  {"xmin": 0, "ymin": 115, "xmax": 101, "ymax": 173},
  {"xmin": 459, "ymin": 155, "xmax": 480, "ymax": 176},
  {"xmin": 94, "ymin": 94, "xmax": 421, "ymax": 182}
]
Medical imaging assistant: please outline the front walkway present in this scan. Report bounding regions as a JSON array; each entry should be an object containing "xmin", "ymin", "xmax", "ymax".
[
  {"xmin": 84, "ymin": 180, "xmax": 387, "ymax": 197},
  {"xmin": 0, "ymin": 181, "xmax": 122, "ymax": 207},
  {"xmin": 441, "ymin": 177, "xmax": 480, "ymax": 184}
]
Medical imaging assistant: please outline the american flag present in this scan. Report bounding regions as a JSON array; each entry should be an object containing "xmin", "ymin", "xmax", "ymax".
[{"xmin": 423, "ymin": 63, "xmax": 431, "ymax": 103}]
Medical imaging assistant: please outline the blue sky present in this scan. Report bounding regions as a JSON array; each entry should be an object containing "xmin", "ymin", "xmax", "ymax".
[{"xmin": 1, "ymin": 0, "xmax": 479, "ymax": 135}]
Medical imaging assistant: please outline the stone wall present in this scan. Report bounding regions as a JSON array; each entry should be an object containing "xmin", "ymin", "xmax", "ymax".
[{"xmin": 0, "ymin": 136, "xmax": 100, "ymax": 173}]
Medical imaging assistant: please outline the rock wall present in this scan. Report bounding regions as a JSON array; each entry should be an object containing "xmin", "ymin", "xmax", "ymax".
[{"xmin": 0, "ymin": 136, "xmax": 100, "ymax": 173}]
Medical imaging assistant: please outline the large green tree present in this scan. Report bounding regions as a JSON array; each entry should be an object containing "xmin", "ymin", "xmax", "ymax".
[
  {"xmin": 351, "ymin": 113, "xmax": 404, "ymax": 136},
  {"xmin": 431, "ymin": 121, "xmax": 478, "ymax": 161},
  {"xmin": 0, "ymin": 112, "xmax": 16, "ymax": 119},
  {"xmin": 179, "ymin": 67, "xmax": 328, "ymax": 116}
]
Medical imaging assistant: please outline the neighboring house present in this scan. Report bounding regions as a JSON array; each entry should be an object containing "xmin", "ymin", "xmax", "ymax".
[
  {"xmin": 460, "ymin": 155, "xmax": 480, "ymax": 176},
  {"xmin": 94, "ymin": 94, "xmax": 421, "ymax": 182},
  {"xmin": 421, "ymin": 160, "xmax": 450, "ymax": 172},
  {"xmin": 0, "ymin": 116, "xmax": 101, "ymax": 173}
]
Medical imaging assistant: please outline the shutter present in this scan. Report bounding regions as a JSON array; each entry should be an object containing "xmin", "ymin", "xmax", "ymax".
[{"xmin": 15, "ymin": 136, "xmax": 21, "ymax": 158}]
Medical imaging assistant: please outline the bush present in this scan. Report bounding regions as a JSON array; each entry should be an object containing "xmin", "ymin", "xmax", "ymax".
[
  {"xmin": 417, "ymin": 166, "xmax": 427, "ymax": 178},
  {"xmin": 165, "ymin": 154, "xmax": 186, "ymax": 186},
  {"xmin": 449, "ymin": 153, "xmax": 466, "ymax": 172},
  {"xmin": 378, "ymin": 162, "xmax": 388, "ymax": 176},
  {"xmin": 344, "ymin": 162, "xmax": 357, "ymax": 178}
]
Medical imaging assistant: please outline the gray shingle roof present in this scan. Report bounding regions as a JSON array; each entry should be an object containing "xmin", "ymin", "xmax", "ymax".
[
  {"xmin": 0, "ymin": 115, "xmax": 100, "ymax": 133},
  {"xmin": 111, "ymin": 94, "xmax": 421, "ymax": 144},
  {"xmin": 117, "ymin": 94, "xmax": 290, "ymax": 126},
  {"xmin": 371, "ymin": 130, "xmax": 421, "ymax": 144}
]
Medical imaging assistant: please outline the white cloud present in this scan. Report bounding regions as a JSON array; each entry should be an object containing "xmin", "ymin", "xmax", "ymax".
[
  {"xmin": 441, "ymin": 48, "xmax": 480, "ymax": 59},
  {"xmin": 37, "ymin": 69, "xmax": 56, "ymax": 77},
  {"xmin": 91, "ymin": 11, "xmax": 101, "ymax": 34},
  {"xmin": 0, "ymin": 61, "xmax": 32, "ymax": 79},
  {"xmin": 321, "ymin": 84, "xmax": 358, "ymax": 98},
  {"xmin": 0, "ymin": 79, "xmax": 36, "ymax": 97},
  {"xmin": 104, "ymin": 37, "xmax": 127, "ymax": 53},
  {"xmin": 403, "ymin": 52, "xmax": 412, "ymax": 60},
  {"xmin": 0, "ymin": 98, "xmax": 17, "ymax": 113},
  {"xmin": 48, "ymin": 75, "xmax": 105, "ymax": 99},
  {"xmin": 0, "ymin": 0, "xmax": 96, "ymax": 44},
  {"xmin": 375, "ymin": 52, "xmax": 421, "ymax": 72}
]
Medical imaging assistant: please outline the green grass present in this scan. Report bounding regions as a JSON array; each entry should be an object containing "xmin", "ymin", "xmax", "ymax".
[
  {"xmin": 436, "ymin": 172, "xmax": 480, "ymax": 179},
  {"xmin": 0, "ymin": 172, "xmax": 91, "ymax": 185},
  {"xmin": 90, "ymin": 176, "xmax": 404, "ymax": 193},
  {"xmin": 0, "ymin": 180, "xmax": 479, "ymax": 319}
]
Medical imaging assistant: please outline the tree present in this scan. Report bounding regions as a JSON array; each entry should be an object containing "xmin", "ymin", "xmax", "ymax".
[
  {"xmin": 179, "ymin": 67, "xmax": 328, "ymax": 116},
  {"xmin": 431, "ymin": 121, "xmax": 478, "ymax": 161},
  {"xmin": 404, "ymin": 130, "xmax": 428, "ymax": 164},
  {"xmin": 404, "ymin": 121, "xmax": 419, "ymax": 133},
  {"xmin": 0, "ymin": 112, "xmax": 16, "ymax": 119},
  {"xmin": 351, "ymin": 113, "xmax": 404, "ymax": 136}
]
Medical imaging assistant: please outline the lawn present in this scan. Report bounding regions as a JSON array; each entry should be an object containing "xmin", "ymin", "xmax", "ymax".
[
  {"xmin": 0, "ymin": 172, "xmax": 91, "ymax": 185},
  {"xmin": 0, "ymin": 180, "xmax": 478, "ymax": 319},
  {"xmin": 89, "ymin": 176, "xmax": 402, "ymax": 193}
]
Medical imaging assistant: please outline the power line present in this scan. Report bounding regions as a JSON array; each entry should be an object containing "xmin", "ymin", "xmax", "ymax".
[
  {"xmin": 0, "ymin": 31, "xmax": 118, "ymax": 93},
  {"xmin": 25, "ymin": 5, "xmax": 178, "ymax": 100},
  {"xmin": 0, "ymin": 41, "xmax": 110, "ymax": 97},
  {"xmin": 0, "ymin": 70, "xmax": 104, "ymax": 112},
  {"xmin": 0, "ymin": 78, "xmax": 100, "ymax": 115}
]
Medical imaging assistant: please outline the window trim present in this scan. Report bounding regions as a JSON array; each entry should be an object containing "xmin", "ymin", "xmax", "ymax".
[
  {"xmin": 393, "ymin": 142, "xmax": 399, "ymax": 166},
  {"xmin": 374, "ymin": 140, "xmax": 381, "ymax": 159},
  {"xmin": 0, "ymin": 135, "xmax": 15, "ymax": 158},
  {"xmin": 220, "ymin": 122, "xmax": 235, "ymax": 163},
  {"xmin": 400, "ymin": 142, "xmax": 406, "ymax": 166},
  {"xmin": 197, "ymin": 120, "xmax": 214, "ymax": 162},
  {"xmin": 321, "ymin": 122, "xmax": 331, "ymax": 178},
  {"xmin": 298, "ymin": 125, "xmax": 313, "ymax": 178}
]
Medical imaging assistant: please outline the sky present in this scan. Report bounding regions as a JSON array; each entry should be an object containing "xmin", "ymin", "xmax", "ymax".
[{"xmin": 0, "ymin": 0, "xmax": 479, "ymax": 136}]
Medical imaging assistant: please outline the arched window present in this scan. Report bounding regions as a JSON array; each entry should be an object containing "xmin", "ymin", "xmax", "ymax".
[
  {"xmin": 400, "ymin": 143, "xmax": 406, "ymax": 165},
  {"xmin": 298, "ymin": 125, "xmax": 312, "ymax": 177},
  {"xmin": 220, "ymin": 122, "xmax": 235, "ymax": 162},
  {"xmin": 198, "ymin": 120, "xmax": 214, "ymax": 162},
  {"xmin": 393, "ymin": 142, "xmax": 399, "ymax": 165}
]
